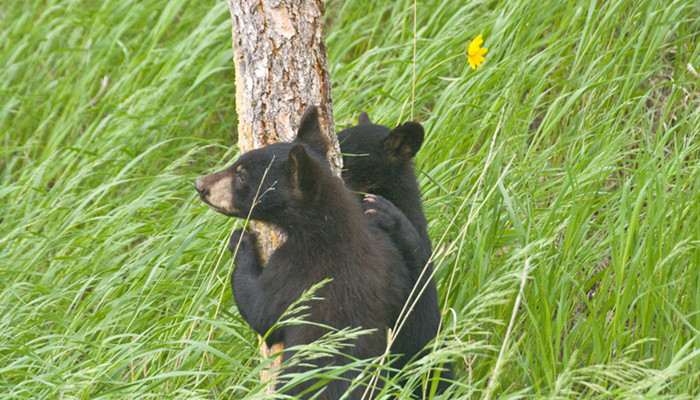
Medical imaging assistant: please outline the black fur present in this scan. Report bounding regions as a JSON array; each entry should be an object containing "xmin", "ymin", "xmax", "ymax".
[
  {"xmin": 196, "ymin": 107, "xmax": 412, "ymax": 399},
  {"xmin": 339, "ymin": 117, "xmax": 429, "ymax": 248},
  {"xmin": 339, "ymin": 113, "xmax": 454, "ymax": 392}
]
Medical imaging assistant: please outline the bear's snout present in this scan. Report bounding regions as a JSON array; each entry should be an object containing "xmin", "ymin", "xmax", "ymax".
[
  {"xmin": 195, "ymin": 170, "xmax": 237, "ymax": 216},
  {"xmin": 194, "ymin": 177, "xmax": 209, "ymax": 197}
]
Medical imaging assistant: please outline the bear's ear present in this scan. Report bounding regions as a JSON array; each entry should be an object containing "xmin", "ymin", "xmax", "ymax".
[
  {"xmin": 287, "ymin": 144, "xmax": 322, "ymax": 201},
  {"xmin": 295, "ymin": 105, "xmax": 330, "ymax": 156},
  {"xmin": 357, "ymin": 112, "xmax": 372, "ymax": 126},
  {"xmin": 381, "ymin": 121, "xmax": 425, "ymax": 163}
]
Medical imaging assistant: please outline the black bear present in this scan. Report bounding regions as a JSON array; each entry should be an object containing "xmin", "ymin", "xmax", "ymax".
[
  {"xmin": 338, "ymin": 113, "xmax": 453, "ymax": 392},
  {"xmin": 339, "ymin": 112, "xmax": 430, "ymax": 248},
  {"xmin": 195, "ymin": 107, "xmax": 419, "ymax": 399}
]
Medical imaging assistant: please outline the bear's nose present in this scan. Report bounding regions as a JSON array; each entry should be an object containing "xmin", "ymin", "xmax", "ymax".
[{"xmin": 194, "ymin": 178, "xmax": 209, "ymax": 197}]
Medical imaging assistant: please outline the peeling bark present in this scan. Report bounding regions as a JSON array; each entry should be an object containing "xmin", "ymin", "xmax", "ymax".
[
  {"xmin": 226, "ymin": 0, "xmax": 339, "ymax": 388},
  {"xmin": 227, "ymin": 0, "xmax": 338, "ymax": 161}
]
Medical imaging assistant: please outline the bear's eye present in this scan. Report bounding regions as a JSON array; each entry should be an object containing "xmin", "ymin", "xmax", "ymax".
[{"xmin": 236, "ymin": 168, "xmax": 249, "ymax": 185}]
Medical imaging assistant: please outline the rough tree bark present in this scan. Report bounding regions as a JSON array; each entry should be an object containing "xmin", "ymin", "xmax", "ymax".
[{"xmin": 225, "ymin": 0, "xmax": 340, "ymax": 387}]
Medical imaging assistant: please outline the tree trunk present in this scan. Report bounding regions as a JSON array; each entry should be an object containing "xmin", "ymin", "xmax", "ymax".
[{"xmin": 225, "ymin": 0, "xmax": 340, "ymax": 388}]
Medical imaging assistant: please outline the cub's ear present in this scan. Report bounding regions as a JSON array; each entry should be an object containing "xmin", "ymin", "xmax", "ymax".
[
  {"xmin": 357, "ymin": 112, "xmax": 372, "ymax": 126},
  {"xmin": 381, "ymin": 121, "xmax": 425, "ymax": 163},
  {"xmin": 287, "ymin": 144, "xmax": 322, "ymax": 201},
  {"xmin": 295, "ymin": 105, "xmax": 330, "ymax": 156}
]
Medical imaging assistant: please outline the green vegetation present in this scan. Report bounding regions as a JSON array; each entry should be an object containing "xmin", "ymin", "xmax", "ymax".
[{"xmin": 1, "ymin": 0, "xmax": 698, "ymax": 398}]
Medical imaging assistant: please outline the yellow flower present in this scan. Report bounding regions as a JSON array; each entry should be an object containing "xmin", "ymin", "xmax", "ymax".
[{"xmin": 467, "ymin": 34, "xmax": 488, "ymax": 70}]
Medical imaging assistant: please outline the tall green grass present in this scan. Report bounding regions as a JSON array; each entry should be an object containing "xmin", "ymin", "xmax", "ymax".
[{"xmin": 1, "ymin": 0, "xmax": 698, "ymax": 398}]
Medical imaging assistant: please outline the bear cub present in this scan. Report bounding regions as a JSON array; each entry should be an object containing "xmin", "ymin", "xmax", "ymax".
[
  {"xmin": 338, "ymin": 113, "xmax": 453, "ymax": 390},
  {"xmin": 195, "ymin": 107, "xmax": 418, "ymax": 400}
]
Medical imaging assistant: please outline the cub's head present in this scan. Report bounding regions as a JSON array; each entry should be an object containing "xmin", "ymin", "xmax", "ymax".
[
  {"xmin": 338, "ymin": 112, "xmax": 424, "ymax": 193},
  {"xmin": 195, "ymin": 106, "xmax": 330, "ymax": 224}
]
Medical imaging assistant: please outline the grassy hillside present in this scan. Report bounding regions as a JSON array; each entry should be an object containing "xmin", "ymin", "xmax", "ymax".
[{"xmin": 1, "ymin": 0, "xmax": 698, "ymax": 398}]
